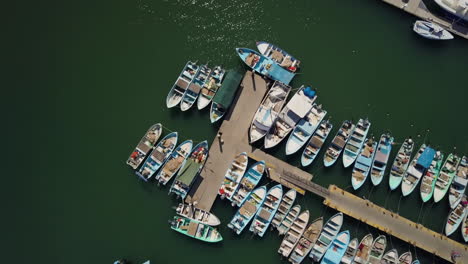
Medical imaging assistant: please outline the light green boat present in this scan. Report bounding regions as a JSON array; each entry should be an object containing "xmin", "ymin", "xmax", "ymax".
[
  {"xmin": 420, "ymin": 151, "xmax": 444, "ymax": 202},
  {"xmin": 170, "ymin": 216, "xmax": 223, "ymax": 243},
  {"xmin": 388, "ymin": 138, "xmax": 414, "ymax": 190},
  {"xmin": 433, "ymin": 153, "xmax": 462, "ymax": 203}
]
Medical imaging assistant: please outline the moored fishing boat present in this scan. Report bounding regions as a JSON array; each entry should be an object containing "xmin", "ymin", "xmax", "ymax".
[
  {"xmin": 309, "ymin": 212, "xmax": 344, "ymax": 262},
  {"xmin": 175, "ymin": 203, "xmax": 221, "ymax": 226},
  {"xmin": 462, "ymin": 211, "xmax": 468, "ymax": 242},
  {"xmin": 227, "ymin": 186, "xmax": 267, "ymax": 235},
  {"xmin": 413, "ymin": 20, "xmax": 454, "ymax": 40},
  {"xmin": 411, "ymin": 261, "xmax": 420, "ymax": 264},
  {"xmin": 351, "ymin": 137, "xmax": 377, "ymax": 190},
  {"xmin": 367, "ymin": 235, "xmax": 386, "ymax": 264},
  {"xmin": 401, "ymin": 145, "xmax": 435, "ymax": 196},
  {"xmin": 155, "ymin": 140, "xmax": 193, "ymax": 185},
  {"xmin": 180, "ymin": 64, "xmax": 211, "ymax": 111},
  {"xmin": 236, "ymin": 47, "xmax": 295, "ymax": 84},
  {"xmin": 389, "ymin": 138, "xmax": 414, "ymax": 190},
  {"xmin": 250, "ymin": 81, "xmax": 291, "ymax": 143},
  {"xmin": 380, "ymin": 249, "xmax": 398, "ymax": 264},
  {"xmin": 256, "ymin": 41, "xmax": 301, "ymax": 72},
  {"xmin": 170, "ymin": 216, "xmax": 222, "ymax": 243},
  {"xmin": 272, "ymin": 189, "xmax": 297, "ymax": 229},
  {"xmin": 343, "ymin": 118, "xmax": 371, "ymax": 168},
  {"xmin": 420, "ymin": 150, "xmax": 444, "ymax": 202},
  {"xmin": 278, "ymin": 210, "xmax": 310, "ymax": 257},
  {"xmin": 339, "ymin": 238, "xmax": 358, "ymax": 264},
  {"xmin": 449, "ymin": 156, "xmax": 468, "ymax": 208},
  {"xmin": 197, "ymin": 66, "xmax": 226, "ymax": 110},
  {"xmin": 210, "ymin": 70, "xmax": 243, "ymax": 123},
  {"xmin": 218, "ymin": 152, "xmax": 248, "ymax": 199},
  {"xmin": 126, "ymin": 123, "xmax": 162, "ymax": 169},
  {"xmin": 324, "ymin": 120, "xmax": 355, "ymax": 167},
  {"xmin": 288, "ymin": 217, "xmax": 323, "ymax": 264},
  {"xmin": 136, "ymin": 132, "xmax": 178, "ymax": 181},
  {"xmin": 301, "ymin": 120, "xmax": 333, "ymax": 167},
  {"xmin": 445, "ymin": 195, "xmax": 467, "ymax": 236},
  {"xmin": 320, "ymin": 231, "xmax": 350, "ymax": 264},
  {"xmin": 250, "ymin": 184, "xmax": 283, "ymax": 237},
  {"xmin": 434, "ymin": 153, "xmax": 462, "ymax": 203},
  {"xmin": 285, "ymin": 104, "xmax": 327, "ymax": 155},
  {"xmin": 264, "ymin": 86, "xmax": 317, "ymax": 149},
  {"xmin": 169, "ymin": 141, "xmax": 209, "ymax": 198},
  {"xmin": 230, "ymin": 160, "xmax": 265, "ymax": 205},
  {"xmin": 351, "ymin": 234, "xmax": 373, "ymax": 264},
  {"xmin": 370, "ymin": 133, "xmax": 394, "ymax": 186},
  {"xmin": 398, "ymin": 251, "xmax": 412, "ymax": 264},
  {"xmin": 278, "ymin": 204, "xmax": 301, "ymax": 235},
  {"xmin": 166, "ymin": 61, "xmax": 199, "ymax": 108}
]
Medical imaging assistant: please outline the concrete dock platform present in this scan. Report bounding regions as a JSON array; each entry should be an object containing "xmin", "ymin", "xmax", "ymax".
[{"xmin": 381, "ymin": 0, "xmax": 468, "ymax": 39}]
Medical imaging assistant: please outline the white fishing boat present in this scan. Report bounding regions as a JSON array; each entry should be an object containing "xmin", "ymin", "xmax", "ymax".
[
  {"xmin": 388, "ymin": 138, "xmax": 414, "ymax": 191},
  {"xmin": 278, "ymin": 210, "xmax": 310, "ymax": 257},
  {"xmin": 380, "ymin": 249, "xmax": 398, "ymax": 264},
  {"xmin": 278, "ymin": 204, "xmax": 301, "ymax": 235},
  {"xmin": 175, "ymin": 203, "xmax": 221, "ymax": 226},
  {"xmin": 285, "ymin": 104, "xmax": 327, "ymax": 155},
  {"xmin": 301, "ymin": 120, "xmax": 333, "ymax": 167},
  {"xmin": 462, "ymin": 210, "xmax": 468, "ymax": 242},
  {"xmin": 323, "ymin": 120, "xmax": 355, "ymax": 167},
  {"xmin": 166, "ymin": 61, "xmax": 199, "ymax": 108},
  {"xmin": 197, "ymin": 66, "xmax": 225, "ymax": 110},
  {"xmin": 367, "ymin": 235, "xmax": 386, "ymax": 264},
  {"xmin": 434, "ymin": 0, "xmax": 468, "ymax": 22},
  {"xmin": 342, "ymin": 118, "xmax": 371, "ymax": 168},
  {"xmin": 218, "ymin": 152, "xmax": 248, "ymax": 199},
  {"xmin": 264, "ymin": 86, "xmax": 317, "ymax": 149},
  {"xmin": 413, "ymin": 20, "xmax": 454, "ymax": 40},
  {"xmin": 288, "ymin": 217, "xmax": 323, "ymax": 264},
  {"xmin": 230, "ymin": 161, "xmax": 265, "ymax": 206},
  {"xmin": 351, "ymin": 234, "xmax": 373, "ymax": 264},
  {"xmin": 434, "ymin": 153, "xmax": 462, "ymax": 203},
  {"xmin": 249, "ymin": 81, "xmax": 291, "ymax": 143},
  {"xmin": 398, "ymin": 251, "xmax": 412, "ymax": 264},
  {"xmin": 155, "ymin": 140, "xmax": 193, "ymax": 185},
  {"xmin": 449, "ymin": 156, "xmax": 467, "ymax": 208},
  {"xmin": 309, "ymin": 212, "xmax": 344, "ymax": 262},
  {"xmin": 351, "ymin": 137, "xmax": 378, "ymax": 190},
  {"xmin": 256, "ymin": 41, "xmax": 301, "ymax": 72},
  {"xmin": 340, "ymin": 238, "xmax": 358, "ymax": 264},
  {"xmin": 420, "ymin": 150, "xmax": 444, "ymax": 203},
  {"xmin": 272, "ymin": 189, "xmax": 297, "ymax": 229},
  {"xmin": 126, "ymin": 123, "xmax": 162, "ymax": 169},
  {"xmin": 445, "ymin": 195, "xmax": 467, "ymax": 236},
  {"xmin": 401, "ymin": 145, "xmax": 436, "ymax": 196},
  {"xmin": 180, "ymin": 64, "xmax": 212, "ymax": 111}
]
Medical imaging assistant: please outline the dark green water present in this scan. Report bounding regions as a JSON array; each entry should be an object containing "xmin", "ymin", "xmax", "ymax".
[{"xmin": 6, "ymin": 0, "xmax": 468, "ymax": 263}]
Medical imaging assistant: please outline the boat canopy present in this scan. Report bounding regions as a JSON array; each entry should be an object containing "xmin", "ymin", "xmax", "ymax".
[
  {"xmin": 177, "ymin": 159, "xmax": 200, "ymax": 186},
  {"xmin": 287, "ymin": 89, "xmax": 314, "ymax": 118},
  {"xmin": 417, "ymin": 147, "xmax": 436, "ymax": 168},
  {"xmin": 212, "ymin": 70, "xmax": 243, "ymax": 109},
  {"xmin": 268, "ymin": 63, "xmax": 295, "ymax": 85}
]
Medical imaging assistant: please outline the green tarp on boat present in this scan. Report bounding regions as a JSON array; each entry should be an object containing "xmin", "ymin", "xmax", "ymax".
[
  {"xmin": 176, "ymin": 159, "xmax": 201, "ymax": 187},
  {"xmin": 212, "ymin": 70, "xmax": 244, "ymax": 108}
]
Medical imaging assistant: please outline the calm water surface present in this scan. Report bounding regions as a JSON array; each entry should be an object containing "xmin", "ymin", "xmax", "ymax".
[{"xmin": 6, "ymin": 0, "xmax": 468, "ymax": 263}]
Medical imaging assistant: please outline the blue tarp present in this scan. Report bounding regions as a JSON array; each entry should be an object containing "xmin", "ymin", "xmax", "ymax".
[
  {"xmin": 417, "ymin": 147, "xmax": 436, "ymax": 168},
  {"xmin": 268, "ymin": 63, "xmax": 295, "ymax": 85}
]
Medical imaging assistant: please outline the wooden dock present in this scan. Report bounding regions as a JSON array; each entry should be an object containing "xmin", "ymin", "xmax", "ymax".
[
  {"xmin": 186, "ymin": 71, "xmax": 467, "ymax": 263},
  {"xmin": 381, "ymin": 0, "xmax": 468, "ymax": 39}
]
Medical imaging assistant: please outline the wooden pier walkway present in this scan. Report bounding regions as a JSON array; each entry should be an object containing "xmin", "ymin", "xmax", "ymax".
[
  {"xmin": 186, "ymin": 71, "xmax": 467, "ymax": 263},
  {"xmin": 381, "ymin": 0, "xmax": 468, "ymax": 39}
]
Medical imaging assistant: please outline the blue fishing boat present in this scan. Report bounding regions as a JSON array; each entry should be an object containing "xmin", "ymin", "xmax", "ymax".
[
  {"xmin": 264, "ymin": 86, "xmax": 317, "ymax": 149},
  {"xmin": 136, "ymin": 132, "xmax": 178, "ymax": 181},
  {"xmin": 301, "ymin": 120, "xmax": 333, "ymax": 167},
  {"xmin": 256, "ymin": 41, "xmax": 301, "ymax": 72},
  {"xmin": 370, "ymin": 133, "xmax": 394, "ymax": 186},
  {"xmin": 250, "ymin": 184, "xmax": 283, "ymax": 237},
  {"xmin": 351, "ymin": 138, "xmax": 378, "ymax": 190},
  {"xmin": 323, "ymin": 120, "xmax": 355, "ymax": 167},
  {"xmin": 180, "ymin": 64, "xmax": 212, "ymax": 111},
  {"xmin": 218, "ymin": 152, "xmax": 248, "ymax": 199},
  {"xmin": 197, "ymin": 66, "xmax": 226, "ymax": 110},
  {"xmin": 169, "ymin": 141, "xmax": 209, "ymax": 199},
  {"xmin": 126, "ymin": 123, "xmax": 162, "ymax": 170},
  {"xmin": 166, "ymin": 61, "xmax": 199, "ymax": 108},
  {"xmin": 227, "ymin": 186, "xmax": 267, "ymax": 235},
  {"xmin": 343, "ymin": 119, "xmax": 371, "ymax": 168},
  {"xmin": 236, "ymin": 48, "xmax": 295, "ymax": 85},
  {"xmin": 401, "ymin": 145, "xmax": 436, "ymax": 196},
  {"xmin": 155, "ymin": 140, "xmax": 193, "ymax": 185},
  {"xmin": 285, "ymin": 104, "xmax": 327, "ymax": 155},
  {"xmin": 230, "ymin": 161, "xmax": 265, "ymax": 206},
  {"xmin": 320, "ymin": 230, "xmax": 350, "ymax": 264},
  {"xmin": 309, "ymin": 212, "xmax": 344, "ymax": 262}
]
